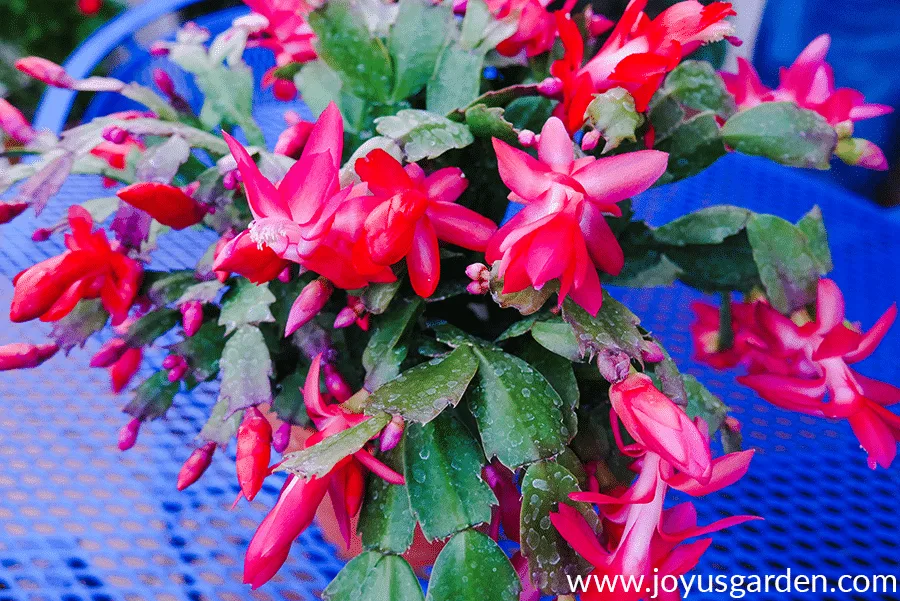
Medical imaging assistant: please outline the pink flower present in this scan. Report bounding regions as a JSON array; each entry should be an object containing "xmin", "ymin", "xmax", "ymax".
[
  {"xmin": 731, "ymin": 279, "xmax": 900, "ymax": 469},
  {"xmin": 553, "ymin": 374, "xmax": 757, "ymax": 601},
  {"xmin": 243, "ymin": 0, "xmax": 317, "ymax": 99},
  {"xmin": 354, "ymin": 149, "xmax": 498, "ymax": 297},
  {"xmin": 109, "ymin": 347, "xmax": 142, "ymax": 393},
  {"xmin": 0, "ymin": 343, "xmax": 59, "ymax": 371},
  {"xmin": 0, "ymin": 99, "xmax": 36, "ymax": 145},
  {"xmin": 243, "ymin": 354, "xmax": 403, "ymax": 588},
  {"xmin": 177, "ymin": 442, "xmax": 216, "ymax": 491},
  {"xmin": 552, "ymin": 2, "xmax": 737, "ymax": 132},
  {"xmin": 486, "ymin": 116, "xmax": 668, "ymax": 314},
  {"xmin": 215, "ymin": 103, "xmax": 395, "ymax": 289},
  {"xmin": 15, "ymin": 57, "xmax": 76, "ymax": 88},
  {"xmin": 721, "ymin": 36, "xmax": 893, "ymax": 170},
  {"xmin": 689, "ymin": 299, "xmax": 763, "ymax": 369}
]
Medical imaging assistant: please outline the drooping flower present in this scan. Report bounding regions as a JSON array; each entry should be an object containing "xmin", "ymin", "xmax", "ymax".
[
  {"xmin": 10, "ymin": 206, "xmax": 142, "ymax": 326},
  {"xmin": 552, "ymin": 374, "xmax": 757, "ymax": 601},
  {"xmin": 354, "ymin": 149, "xmax": 498, "ymax": 297},
  {"xmin": 109, "ymin": 347, "xmax": 142, "ymax": 393},
  {"xmin": 551, "ymin": 1, "xmax": 737, "ymax": 133},
  {"xmin": 117, "ymin": 182, "xmax": 209, "ymax": 230},
  {"xmin": 486, "ymin": 116, "xmax": 668, "ymax": 314},
  {"xmin": 214, "ymin": 103, "xmax": 395, "ymax": 289},
  {"xmin": 243, "ymin": 354, "xmax": 403, "ymax": 588},
  {"xmin": 720, "ymin": 35, "xmax": 893, "ymax": 170},
  {"xmin": 243, "ymin": 0, "xmax": 317, "ymax": 101},
  {"xmin": 0, "ymin": 343, "xmax": 59, "ymax": 371}
]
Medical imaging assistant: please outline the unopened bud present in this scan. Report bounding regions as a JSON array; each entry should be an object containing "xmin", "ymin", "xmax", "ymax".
[
  {"xmin": 31, "ymin": 227, "xmax": 53, "ymax": 241},
  {"xmin": 236, "ymin": 406, "xmax": 273, "ymax": 501},
  {"xmin": 180, "ymin": 301, "xmax": 203, "ymax": 337},
  {"xmin": 272, "ymin": 79, "xmax": 297, "ymax": 102},
  {"xmin": 465, "ymin": 262, "xmax": 489, "ymax": 281},
  {"xmin": 285, "ymin": 278, "xmax": 334, "ymax": 336},
  {"xmin": 596, "ymin": 348, "xmax": 631, "ymax": 383},
  {"xmin": 152, "ymin": 68, "xmax": 176, "ymax": 97},
  {"xmin": 537, "ymin": 77, "xmax": 564, "ymax": 98},
  {"xmin": 323, "ymin": 362, "xmax": 353, "ymax": 402},
  {"xmin": 149, "ymin": 42, "xmax": 170, "ymax": 57},
  {"xmin": 15, "ymin": 57, "xmax": 75, "ymax": 88},
  {"xmin": 380, "ymin": 415, "xmax": 406, "ymax": 452},
  {"xmin": 110, "ymin": 347, "xmax": 142, "ymax": 393},
  {"xmin": 88, "ymin": 338, "xmax": 127, "ymax": 367},
  {"xmin": 118, "ymin": 418, "xmax": 141, "ymax": 451},
  {"xmin": 223, "ymin": 170, "xmax": 239, "ymax": 190},
  {"xmin": 517, "ymin": 129, "xmax": 537, "ymax": 148},
  {"xmin": 466, "ymin": 280, "xmax": 490, "ymax": 295},
  {"xmin": 102, "ymin": 126, "xmax": 128, "ymax": 145},
  {"xmin": 581, "ymin": 129, "xmax": 601, "ymax": 152},
  {"xmin": 273, "ymin": 421, "xmax": 292, "ymax": 454},
  {"xmin": 333, "ymin": 296, "xmax": 366, "ymax": 329},
  {"xmin": 0, "ymin": 342, "xmax": 59, "ymax": 371},
  {"xmin": 176, "ymin": 442, "xmax": 216, "ymax": 491},
  {"xmin": 278, "ymin": 267, "xmax": 291, "ymax": 282},
  {"xmin": 640, "ymin": 340, "xmax": 665, "ymax": 363}
]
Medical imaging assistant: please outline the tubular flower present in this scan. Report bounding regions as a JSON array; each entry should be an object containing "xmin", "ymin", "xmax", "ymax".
[
  {"xmin": 486, "ymin": 117, "xmax": 668, "ymax": 314},
  {"xmin": 552, "ymin": 374, "xmax": 757, "ymax": 601},
  {"xmin": 244, "ymin": 354, "xmax": 404, "ymax": 589},
  {"xmin": 243, "ymin": 0, "xmax": 317, "ymax": 101},
  {"xmin": 551, "ymin": 1, "xmax": 737, "ymax": 133},
  {"xmin": 0, "ymin": 343, "xmax": 59, "ymax": 371},
  {"xmin": 721, "ymin": 35, "xmax": 893, "ymax": 170},
  {"xmin": 117, "ymin": 182, "xmax": 209, "ymax": 230},
  {"xmin": 733, "ymin": 280, "xmax": 898, "ymax": 469},
  {"xmin": 10, "ymin": 206, "xmax": 142, "ymax": 326},
  {"xmin": 109, "ymin": 347, "xmax": 142, "ymax": 393},
  {"xmin": 354, "ymin": 149, "xmax": 498, "ymax": 297},
  {"xmin": 214, "ymin": 103, "xmax": 394, "ymax": 289}
]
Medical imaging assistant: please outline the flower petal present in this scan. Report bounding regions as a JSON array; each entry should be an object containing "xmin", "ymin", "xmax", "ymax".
[{"xmin": 571, "ymin": 150, "xmax": 668, "ymax": 206}]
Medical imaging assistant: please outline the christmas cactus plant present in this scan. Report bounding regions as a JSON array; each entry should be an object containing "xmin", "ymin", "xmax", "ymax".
[{"xmin": 0, "ymin": 0, "xmax": 897, "ymax": 599}]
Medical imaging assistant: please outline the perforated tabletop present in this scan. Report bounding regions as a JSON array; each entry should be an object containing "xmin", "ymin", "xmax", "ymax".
[{"xmin": 2, "ymin": 8, "xmax": 899, "ymax": 601}]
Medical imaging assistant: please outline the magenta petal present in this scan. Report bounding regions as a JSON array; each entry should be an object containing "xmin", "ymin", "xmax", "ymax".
[
  {"xmin": 853, "ymin": 370, "xmax": 900, "ymax": 406},
  {"xmin": 549, "ymin": 504, "xmax": 608, "ymax": 566},
  {"xmin": 407, "ymin": 220, "xmax": 440, "ymax": 298},
  {"xmin": 280, "ymin": 152, "xmax": 338, "ymax": 224},
  {"xmin": 303, "ymin": 354, "xmax": 330, "ymax": 418},
  {"xmin": 793, "ymin": 34, "xmax": 831, "ymax": 69},
  {"xmin": 579, "ymin": 202, "xmax": 624, "ymax": 275},
  {"xmin": 657, "ymin": 538, "xmax": 712, "ymax": 577},
  {"xmin": 300, "ymin": 102, "xmax": 344, "ymax": 170},
  {"xmin": 492, "ymin": 137, "xmax": 551, "ymax": 201},
  {"xmin": 849, "ymin": 103, "xmax": 894, "ymax": 121},
  {"xmin": 848, "ymin": 406, "xmax": 897, "ymax": 469},
  {"xmin": 816, "ymin": 278, "xmax": 845, "ymax": 333},
  {"xmin": 223, "ymin": 132, "xmax": 287, "ymax": 220},
  {"xmin": 354, "ymin": 449, "xmax": 405, "ymax": 484},
  {"xmin": 667, "ymin": 450, "xmax": 755, "ymax": 496},
  {"xmin": 660, "ymin": 514, "xmax": 762, "ymax": 543},
  {"xmin": 571, "ymin": 150, "xmax": 669, "ymax": 205},
  {"xmin": 537, "ymin": 117, "xmax": 575, "ymax": 172},
  {"xmin": 427, "ymin": 202, "xmax": 497, "ymax": 251},
  {"xmin": 424, "ymin": 167, "xmax": 468, "ymax": 203},
  {"xmin": 738, "ymin": 374, "xmax": 827, "ymax": 409},
  {"xmin": 844, "ymin": 303, "xmax": 897, "ymax": 363}
]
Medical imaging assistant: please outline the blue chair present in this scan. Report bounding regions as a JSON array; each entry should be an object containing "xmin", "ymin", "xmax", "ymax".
[{"xmin": 1, "ymin": 2, "xmax": 899, "ymax": 600}]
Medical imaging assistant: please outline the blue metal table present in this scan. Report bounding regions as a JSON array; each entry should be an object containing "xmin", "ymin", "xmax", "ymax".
[{"xmin": 2, "ymin": 2, "xmax": 899, "ymax": 600}]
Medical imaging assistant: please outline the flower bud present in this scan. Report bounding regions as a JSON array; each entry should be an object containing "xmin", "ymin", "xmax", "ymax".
[
  {"xmin": 223, "ymin": 170, "xmax": 239, "ymax": 190},
  {"xmin": 152, "ymin": 68, "xmax": 176, "ymax": 97},
  {"xmin": 180, "ymin": 301, "xmax": 203, "ymax": 337},
  {"xmin": 149, "ymin": 43, "xmax": 170, "ymax": 57},
  {"xmin": 596, "ymin": 348, "xmax": 631, "ymax": 383},
  {"xmin": 273, "ymin": 421, "xmax": 292, "ymax": 454},
  {"xmin": 272, "ymin": 79, "xmax": 298, "ymax": 102},
  {"xmin": 587, "ymin": 13, "xmax": 614, "ymax": 36},
  {"xmin": 465, "ymin": 262, "xmax": 489, "ymax": 281},
  {"xmin": 0, "ymin": 342, "xmax": 59, "ymax": 371},
  {"xmin": 0, "ymin": 98, "xmax": 36, "ymax": 145},
  {"xmin": 78, "ymin": 0, "xmax": 102, "ymax": 16},
  {"xmin": 333, "ymin": 307, "xmax": 358, "ymax": 329},
  {"xmin": 176, "ymin": 442, "xmax": 216, "ymax": 491},
  {"xmin": 102, "ymin": 126, "xmax": 128, "ymax": 145},
  {"xmin": 323, "ymin": 362, "xmax": 353, "ymax": 401},
  {"xmin": 277, "ymin": 267, "xmax": 291, "ymax": 283},
  {"xmin": 236, "ymin": 406, "xmax": 273, "ymax": 501},
  {"xmin": 517, "ymin": 129, "xmax": 537, "ymax": 148},
  {"xmin": 110, "ymin": 347, "xmax": 142, "ymax": 393},
  {"xmin": 380, "ymin": 415, "xmax": 405, "ymax": 452},
  {"xmin": 285, "ymin": 278, "xmax": 334, "ymax": 336},
  {"xmin": 15, "ymin": 57, "xmax": 76, "ymax": 88},
  {"xmin": 118, "ymin": 418, "xmax": 141, "ymax": 451},
  {"xmin": 640, "ymin": 339, "xmax": 665, "ymax": 363},
  {"xmin": 581, "ymin": 129, "xmax": 601, "ymax": 152},
  {"xmin": 31, "ymin": 227, "xmax": 53, "ymax": 241}
]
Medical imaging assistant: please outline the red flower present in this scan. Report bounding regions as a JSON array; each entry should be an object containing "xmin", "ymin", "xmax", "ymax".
[
  {"xmin": 354, "ymin": 149, "xmax": 497, "ymax": 297},
  {"xmin": 109, "ymin": 347, "xmax": 142, "ymax": 393},
  {"xmin": 243, "ymin": 354, "xmax": 403, "ymax": 588},
  {"xmin": 552, "ymin": 1, "xmax": 736, "ymax": 132},
  {"xmin": 487, "ymin": 117, "xmax": 667, "ymax": 314},
  {"xmin": 244, "ymin": 0, "xmax": 317, "ymax": 100},
  {"xmin": 117, "ymin": 182, "xmax": 208, "ymax": 230},
  {"xmin": 10, "ymin": 206, "xmax": 142, "ymax": 325}
]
